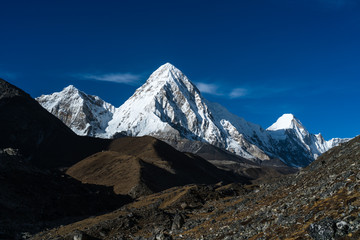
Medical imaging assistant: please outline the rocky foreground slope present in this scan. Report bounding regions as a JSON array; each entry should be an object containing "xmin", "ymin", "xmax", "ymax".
[{"xmin": 31, "ymin": 136, "xmax": 360, "ymax": 240}]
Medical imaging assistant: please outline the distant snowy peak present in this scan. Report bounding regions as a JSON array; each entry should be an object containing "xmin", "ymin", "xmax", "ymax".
[
  {"xmin": 267, "ymin": 113, "xmax": 306, "ymax": 132},
  {"xmin": 266, "ymin": 113, "xmax": 351, "ymax": 166},
  {"xmin": 36, "ymin": 85, "xmax": 115, "ymax": 136}
]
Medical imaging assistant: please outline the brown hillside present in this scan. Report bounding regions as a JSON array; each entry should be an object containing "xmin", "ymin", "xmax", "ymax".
[
  {"xmin": 67, "ymin": 136, "xmax": 250, "ymax": 197},
  {"xmin": 66, "ymin": 151, "xmax": 146, "ymax": 196}
]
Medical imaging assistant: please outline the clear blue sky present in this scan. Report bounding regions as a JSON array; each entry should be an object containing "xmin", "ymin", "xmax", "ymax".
[{"xmin": 1, "ymin": 0, "xmax": 359, "ymax": 139}]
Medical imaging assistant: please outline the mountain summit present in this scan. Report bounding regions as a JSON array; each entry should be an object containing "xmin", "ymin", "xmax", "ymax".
[
  {"xmin": 106, "ymin": 63, "xmax": 271, "ymax": 160},
  {"xmin": 267, "ymin": 113, "xmax": 305, "ymax": 131},
  {"xmin": 37, "ymin": 63, "xmax": 350, "ymax": 167},
  {"xmin": 106, "ymin": 62, "xmax": 213, "ymax": 140},
  {"xmin": 267, "ymin": 113, "xmax": 349, "ymax": 166}
]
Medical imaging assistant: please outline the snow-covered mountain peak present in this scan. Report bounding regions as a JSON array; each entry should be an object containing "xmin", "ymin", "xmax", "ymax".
[
  {"xmin": 159, "ymin": 62, "xmax": 176, "ymax": 70},
  {"xmin": 36, "ymin": 85, "xmax": 115, "ymax": 136},
  {"xmin": 119, "ymin": 63, "xmax": 203, "ymax": 124},
  {"xmin": 105, "ymin": 63, "xmax": 274, "ymax": 160},
  {"xmin": 106, "ymin": 63, "xmax": 211, "ymax": 139},
  {"xmin": 61, "ymin": 84, "xmax": 80, "ymax": 95},
  {"xmin": 267, "ymin": 113, "xmax": 305, "ymax": 132},
  {"xmin": 148, "ymin": 62, "xmax": 177, "ymax": 81},
  {"xmin": 142, "ymin": 63, "xmax": 197, "ymax": 92},
  {"xmin": 63, "ymin": 84, "xmax": 77, "ymax": 90}
]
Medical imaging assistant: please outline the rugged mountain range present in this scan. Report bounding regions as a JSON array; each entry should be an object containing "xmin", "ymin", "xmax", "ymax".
[{"xmin": 36, "ymin": 63, "xmax": 349, "ymax": 167}]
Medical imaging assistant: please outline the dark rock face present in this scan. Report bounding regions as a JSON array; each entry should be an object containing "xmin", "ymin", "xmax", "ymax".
[
  {"xmin": 0, "ymin": 79, "xmax": 30, "ymax": 99},
  {"xmin": 308, "ymin": 218, "xmax": 336, "ymax": 240}
]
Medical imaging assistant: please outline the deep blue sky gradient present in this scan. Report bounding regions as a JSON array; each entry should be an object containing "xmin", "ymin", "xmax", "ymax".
[{"xmin": 1, "ymin": 0, "xmax": 359, "ymax": 139}]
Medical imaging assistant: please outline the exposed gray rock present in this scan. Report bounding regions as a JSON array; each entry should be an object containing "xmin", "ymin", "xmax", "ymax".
[{"xmin": 308, "ymin": 218, "xmax": 336, "ymax": 240}]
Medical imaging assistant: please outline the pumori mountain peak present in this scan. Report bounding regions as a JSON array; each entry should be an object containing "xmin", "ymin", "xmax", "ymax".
[
  {"xmin": 106, "ymin": 63, "xmax": 271, "ymax": 160},
  {"xmin": 140, "ymin": 62, "xmax": 198, "ymax": 94},
  {"xmin": 63, "ymin": 84, "xmax": 79, "ymax": 92},
  {"xmin": 153, "ymin": 62, "xmax": 180, "ymax": 74},
  {"xmin": 154, "ymin": 62, "xmax": 177, "ymax": 72}
]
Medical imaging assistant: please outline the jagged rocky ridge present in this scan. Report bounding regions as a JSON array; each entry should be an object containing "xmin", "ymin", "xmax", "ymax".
[{"xmin": 36, "ymin": 63, "xmax": 349, "ymax": 167}]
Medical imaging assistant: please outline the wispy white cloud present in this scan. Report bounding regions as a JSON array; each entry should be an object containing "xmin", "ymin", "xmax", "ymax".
[
  {"xmin": 195, "ymin": 82, "xmax": 249, "ymax": 98},
  {"xmin": 241, "ymin": 85, "xmax": 295, "ymax": 99},
  {"xmin": 196, "ymin": 82, "xmax": 222, "ymax": 95},
  {"xmin": 229, "ymin": 88, "xmax": 248, "ymax": 98},
  {"xmin": 194, "ymin": 81, "xmax": 296, "ymax": 99},
  {"xmin": 75, "ymin": 72, "xmax": 142, "ymax": 85}
]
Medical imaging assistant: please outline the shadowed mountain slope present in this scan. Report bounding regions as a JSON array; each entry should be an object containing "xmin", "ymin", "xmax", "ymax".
[{"xmin": 0, "ymin": 149, "xmax": 131, "ymax": 239}]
